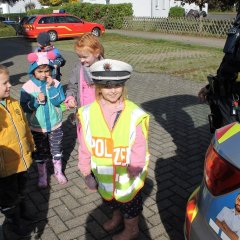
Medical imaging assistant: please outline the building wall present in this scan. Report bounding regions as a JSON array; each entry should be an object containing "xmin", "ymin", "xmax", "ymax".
[
  {"xmin": 0, "ymin": 0, "xmax": 42, "ymax": 14},
  {"xmin": 108, "ymin": 0, "xmax": 151, "ymax": 17},
  {"xmin": 152, "ymin": 0, "xmax": 170, "ymax": 18},
  {"xmin": 82, "ymin": 0, "xmax": 208, "ymax": 18}
]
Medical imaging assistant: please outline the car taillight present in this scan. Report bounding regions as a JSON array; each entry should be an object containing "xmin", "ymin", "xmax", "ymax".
[
  {"xmin": 185, "ymin": 187, "xmax": 199, "ymax": 240},
  {"xmin": 24, "ymin": 24, "xmax": 34, "ymax": 30},
  {"xmin": 204, "ymin": 143, "xmax": 240, "ymax": 196}
]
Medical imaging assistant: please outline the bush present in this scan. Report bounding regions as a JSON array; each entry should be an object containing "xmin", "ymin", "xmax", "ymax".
[
  {"xmin": 169, "ymin": 6, "xmax": 185, "ymax": 17},
  {"xmin": 0, "ymin": 22, "xmax": 16, "ymax": 37},
  {"xmin": 27, "ymin": 3, "xmax": 133, "ymax": 29},
  {"xmin": 0, "ymin": 13, "xmax": 28, "ymax": 22}
]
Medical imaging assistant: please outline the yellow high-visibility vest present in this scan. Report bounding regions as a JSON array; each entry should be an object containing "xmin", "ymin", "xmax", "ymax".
[{"xmin": 78, "ymin": 100, "xmax": 150, "ymax": 202}]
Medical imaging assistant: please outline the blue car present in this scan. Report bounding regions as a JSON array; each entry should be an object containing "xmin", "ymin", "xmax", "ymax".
[
  {"xmin": 184, "ymin": 122, "xmax": 240, "ymax": 240},
  {"xmin": 2, "ymin": 20, "xmax": 16, "ymax": 25}
]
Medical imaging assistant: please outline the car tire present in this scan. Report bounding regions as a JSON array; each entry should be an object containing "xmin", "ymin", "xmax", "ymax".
[
  {"xmin": 200, "ymin": 11, "xmax": 207, "ymax": 18},
  {"xmin": 186, "ymin": 9, "xmax": 200, "ymax": 19},
  {"xmin": 48, "ymin": 30, "xmax": 58, "ymax": 42},
  {"xmin": 91, "ymin": 28, "xmax": 101, "ymax": 37}
]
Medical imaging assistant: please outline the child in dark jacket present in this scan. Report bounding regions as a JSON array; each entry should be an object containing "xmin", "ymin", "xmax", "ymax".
[
  {"xmin": 0, "ymin": 64, "xmax": 35, "ymax": 238},
  {"xmin": 36, "ymin": 32, "xmax": 66, "ymax": 81},
  {"xmin": 20, "ymin": 51, "xmax": 67, "ymax": 189}
]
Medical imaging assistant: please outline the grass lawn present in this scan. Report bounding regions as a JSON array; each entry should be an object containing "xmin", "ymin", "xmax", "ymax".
[
  {"xmin": 0, "ymin": 23, "xmax": 16, "ymax": 37},
  {"xmin": 0, "ymin": 28, "xmax": 223, "ymax": 83},
  {"xmin": 53, "ymin": 33, "xmax": 224, "ymax": 83}
]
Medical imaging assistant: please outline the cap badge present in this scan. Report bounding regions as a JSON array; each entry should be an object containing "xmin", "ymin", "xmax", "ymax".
[{"xmin": 103, "ymin": 63, "xmax": 111, "ymax": 71}]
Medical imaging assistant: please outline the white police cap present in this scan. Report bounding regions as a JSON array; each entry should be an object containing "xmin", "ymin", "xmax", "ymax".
[{"xmin": 90, "ymin": 59, "xmax": 133, "ymax": 85}]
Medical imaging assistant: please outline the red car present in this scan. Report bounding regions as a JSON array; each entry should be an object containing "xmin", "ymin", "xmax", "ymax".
[{"xmin": 22, "ymin": 13, "xmax": 105, "ymax": 41}]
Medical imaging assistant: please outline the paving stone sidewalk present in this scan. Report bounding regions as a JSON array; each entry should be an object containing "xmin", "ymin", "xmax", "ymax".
[{"xmin": 0, "ymin": 36, "xmax": 212, "ymax": 240}]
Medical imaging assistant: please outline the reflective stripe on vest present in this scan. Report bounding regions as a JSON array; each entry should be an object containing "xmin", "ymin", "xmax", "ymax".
[{"xmin": 78, "ymin": 100, "xmax": 150, "ymax": 202}]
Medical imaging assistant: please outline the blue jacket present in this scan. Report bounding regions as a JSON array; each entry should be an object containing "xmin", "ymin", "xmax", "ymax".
[{"xmin": 20, "ymin": 76, "xmax": 65, "ymax": 132}]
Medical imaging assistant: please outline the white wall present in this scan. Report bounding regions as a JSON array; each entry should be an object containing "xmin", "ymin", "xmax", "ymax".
[
  {"xmin": 109, "ymin": 0, "xmax": 151, "ymax": 17},
  {"xmin": 152, "ymin": 0, "xmax": 171, "ymax": 18},
  {"xmin": 0, "ymin": 0, "xmax": 42, "ymax": 14},
  {"xmin": 0, "ymin": 4, "xmax": 9, "ymax": 14},
  {"xmin": 83, "ymin": 0, "xmax": 155, "ymax": 17}
]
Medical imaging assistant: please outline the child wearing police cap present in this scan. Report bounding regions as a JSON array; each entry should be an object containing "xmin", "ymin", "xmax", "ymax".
[
  {"xmin": 77, "ymin": 59, "xmax": 150, "ymax": 240},
  {"xmin": 36, "ymin": 32, "xmax": 66, "ymax": 81}
]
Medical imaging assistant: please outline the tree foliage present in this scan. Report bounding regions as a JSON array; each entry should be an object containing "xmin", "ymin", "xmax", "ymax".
[
  {"xmin": 38, "ymin": 0, "xmax": 76, "ymax": 6},
  {"xmin": 0, "ymin": 0, "xmax": 19, "ymax": 7},
  {"xmin": 0, "ymin": 0, "xmax": 75, "ymax": 7},
  {"xmin": 25, "ymin": 2, "xmax": 36, "ymax": 11},
  {"xmin": 1, "ymin": 0, "xmax": 240, "ymax": 11},
  {"xmin": 184, "ymin": 0, "xmax": 238, "ymax": 11}
]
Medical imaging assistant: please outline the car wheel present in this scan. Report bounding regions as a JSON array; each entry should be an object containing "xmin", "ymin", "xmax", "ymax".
[
  {"xmin": 48, "ymin": 30, "xmax": 58, "ymax": 42},
  {"xmin": 186, "ymin": 9, "xmax": 200, "ymax": 19},
  {"xmin": 91, "ymin": 28, "xmax": 100, "ymax": 37},
  {"xmin": 200, "ymin": 11, "xmax": 207, "ymax": 18}
]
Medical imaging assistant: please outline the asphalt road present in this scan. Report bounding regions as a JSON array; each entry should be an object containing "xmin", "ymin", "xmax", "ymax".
[{"xmin": 207, "ymin": 13, "xmax": 237, "ymax": 20}]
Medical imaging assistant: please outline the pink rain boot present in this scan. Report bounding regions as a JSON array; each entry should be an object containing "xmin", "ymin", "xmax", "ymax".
[
  {"xmin": 52, "ymin": 160, "xmax": 67, "ymax": 184},
  {"xmin": 37, "ymin": 163, "xmax": 48, "ymax": 188}
]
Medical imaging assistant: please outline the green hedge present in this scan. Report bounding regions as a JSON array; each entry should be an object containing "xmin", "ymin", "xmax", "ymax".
[
  {"xmin": 169, "ymin": 6, "xmax": 185, "ymax": 17},
  {"xmin": 6, "ymin": 3, "xmax": 133, "ymax": 29},
  {"xmin": 0, "ymin": 22, "xmax": 16, "ymax": 36},
  {"xmin": 0, "ymin": 13, "xmax": 27, "ymax": 22}
]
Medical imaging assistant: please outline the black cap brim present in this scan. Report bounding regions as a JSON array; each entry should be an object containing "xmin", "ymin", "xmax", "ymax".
[{"xmin": 93, "ymin": 79, "xmax": 127, "ymax": 86}]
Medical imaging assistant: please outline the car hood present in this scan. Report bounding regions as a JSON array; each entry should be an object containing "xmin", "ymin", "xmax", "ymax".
[{"xmin": 213, "ymin": 122, "xmax": 240, "ymax": 168}]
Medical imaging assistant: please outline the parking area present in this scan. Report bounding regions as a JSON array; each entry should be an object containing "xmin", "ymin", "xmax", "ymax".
[{"xmin": 0, "ymin": 36, "xmax": 212, "ymax": 240}]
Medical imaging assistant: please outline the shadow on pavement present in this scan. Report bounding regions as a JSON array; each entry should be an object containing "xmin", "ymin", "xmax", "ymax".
[
  {"xmin": 141, "ymin": 94, "xmax": 211, "ymax": 240},
  {"xmin": 84, "ymin": 178, "xmax": 154, "ymax": 239},
  {"xmin": 0, "ymin": 37, "xmax": 33, "ymax": 63},
  {"xmin": 10, "ymin": 73, "xmax": 28, "ymax": 86},
  {"xmin": 0, "ymin": 37, "xmax": 33, "ymax": 86},
  {"xmin": 62, "ymin": 116, "xmax": 77, "ymax": 171}
]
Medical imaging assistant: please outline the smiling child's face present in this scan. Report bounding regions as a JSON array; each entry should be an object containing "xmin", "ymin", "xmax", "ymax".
[
  {"xmin": 76, "ymin": 47, "xmax": 99, "ymax": 67},
  {"xmin": 0, "ymin": 72, "xmax": 11, "ymax": 100}
]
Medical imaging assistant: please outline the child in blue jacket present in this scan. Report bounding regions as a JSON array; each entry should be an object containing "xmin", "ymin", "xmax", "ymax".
[{"xmin": 20, "ymin": 51, "xmax": 67, "ymax": 188}]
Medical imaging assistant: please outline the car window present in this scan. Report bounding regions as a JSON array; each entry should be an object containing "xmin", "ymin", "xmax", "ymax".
[
  {"xmin": 0, "ymin": 16, "xmax": 6, "ymax": 22},
  {"xmin": 38, "ymin": 16, "xmax": 54, "ymax": 24},
  {"xmin": 27, "ymin": 16, "xmax": 37, "ymax": 24},
  {"xmin": 20, "ymin": 16, "xmax": 29, "ymax": 25},
  {"xmin": 66, "ymin": 16, "xmax": 82, "ymax": 23},
  {"xmin": 55, "ymin": 16, "xmax": 66, "ymax": 23}
]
